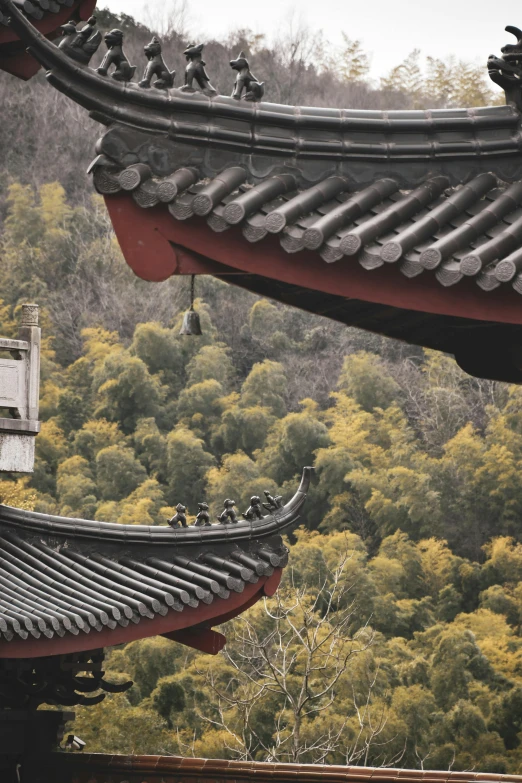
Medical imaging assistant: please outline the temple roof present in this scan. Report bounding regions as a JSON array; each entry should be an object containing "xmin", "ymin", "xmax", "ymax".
[
  {"xmin": 97, "ymin": 153, "xmax": 522, "ymax": 382},
  {"xmin": 3, "ymin": 1, "xmax": 522, "ymax": 168},
  {"xmin": 5, "ymin": 0, "xmax": 522, "ymax": 381},
  {"xmin": 0, "ymin": 468, "xmax": 311, "ymax": 658},
  {"xmin": 0, "ymin": 0, "xmax": 70, "ymax": 27}
]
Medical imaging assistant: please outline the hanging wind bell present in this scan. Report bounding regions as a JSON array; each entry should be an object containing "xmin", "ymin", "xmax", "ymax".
[{"xmin": 179, "ymin": 274, "xmax": 202, "ymax": 335}]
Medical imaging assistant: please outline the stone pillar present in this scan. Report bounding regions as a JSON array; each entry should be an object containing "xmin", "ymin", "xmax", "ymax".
[{"xmin": 0, "ymin": 304, "xmax": 41, "ymax": 473}]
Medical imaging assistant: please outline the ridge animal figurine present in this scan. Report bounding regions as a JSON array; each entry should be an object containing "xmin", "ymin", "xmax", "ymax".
[
  {"xmin": 168, "ymin": 503, "xmax": 188, "ymax": 528},
  {"xmin": 230, "ymin": 51, "xmax": 265, "ymax": 101},
  {"xmin": 243, "ymin": 495, "xmax": 263, "ymax": 521},
  {"xmin": 262, "ymin": 490, "xmax": 283, "ymax": 512},
  {"xmin": 139, "ymin": 36, "xmax": 175, "ymax": 90},
  {"xmin": 195, "ymin": 502, "xmax": 211, "ymax": 527},
  {"xmin": 488, "ymin": 26, "xmax": 522, "ymax": 110},
  {"xmin": 96, "ymin": 29, "xmax": 136, "ymax": 82},
  {"xmin": 217, "ymin": 499, "xmax": 238, "ymax": 524},
  {"xmin": 181, "ymin": 43, "xmax": 217, "ymax": 95},
  {"xmin": 58, "ymin": 16, "xmax": 101, "ymax": 65}
]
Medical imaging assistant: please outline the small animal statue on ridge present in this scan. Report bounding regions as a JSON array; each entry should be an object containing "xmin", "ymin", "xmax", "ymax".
[
  {"xmin": 139, "ymin": 36, "xmax": 175, "ymax": 90},
  {"xmin": 488, "ymin": 25, "xmax": 522, "ymax": 110},
  {"xmin": 262, "ymin": 490, "xmax": 283, "ymax": 512},
  {"xmin": 58, "ymin": 16, "xmax": 101, "ymax": 65},
  {"xmin": 96, "ymin": 29, "xmax": 136, "ymax": 82},
  {"xmin": 181, "ymin": 43, "xmax": 217, "ymax": 96},
  {"xmin": 230, "ymin": 51, "xmax": 265, "ymax": 102},
  {"xmin": 168, "ymin": 503, "xmax": 188, "ymax": 528},
  {"xmin": 243, "ymin": 495, "xmax": 264, "ymax": 521},
  {"xmin": 217, "ymin": 499, "xmax": 238, "ymax": 524},
  {"xmin": 194, "ymin": 502, "xmax": 211, "ymax": 527}
]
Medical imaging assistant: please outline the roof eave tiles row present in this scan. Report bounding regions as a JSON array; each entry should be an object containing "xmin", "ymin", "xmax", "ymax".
[{"xmin": 94, "ymin": 161, "xmax": 522, "ymax": 297}]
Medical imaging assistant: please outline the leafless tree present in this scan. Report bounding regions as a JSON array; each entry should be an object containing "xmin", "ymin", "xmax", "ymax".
[
  {"xmin": 191, "ymin": 552, "xmax": 402, "ymax": 766},
  {"xmin": 143, "ymin": 0, "xmax": 191, "ymax": 40}
]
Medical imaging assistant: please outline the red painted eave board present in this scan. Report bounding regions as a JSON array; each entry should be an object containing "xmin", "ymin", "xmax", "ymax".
[{"xmin": 105, "ymin": 195, "xmax": 522, "ymax": 326}]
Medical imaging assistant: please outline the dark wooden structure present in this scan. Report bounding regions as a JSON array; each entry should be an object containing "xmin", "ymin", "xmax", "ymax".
[{"xmin": 0, "ymin": 469, "xmax": 310, "ymax": 661}]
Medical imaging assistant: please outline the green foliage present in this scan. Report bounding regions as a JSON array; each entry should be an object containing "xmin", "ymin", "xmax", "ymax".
[
  {"xmin": 131, "ymin": 322, "xmax": 184, "ymax": 394},
  {"xmin": 7, "ymin": 182, "xmax": 522, "ymax": 770},
  {"xmin": 186, "ymin": 344, "xmax": 235, "ymax": 388},
  {"xmin": 77, "ymin": 529, "xmax": 522, "ymax": 772},
  {"xmin": 206, "ymin": 451, "xmax": 276, "ymax": 516},
  {"xmin": 337, "ymin": 34, "xmax": 371, "ymax": 82},
  {"xmin": 0, "ymin": 478, "xmax": 37, "ymax": 510},
  {"xmin": 381, "ymin": 50, "xmax": 497, "ymax": 109},
  {"xmin": 166, "ymin": 427, "xmax": 215, "ymax": 508},
  {"xmin": 338, "ymin": 352, "xmax": 400, "ymax": 411},
  {"xmin": 96, "ymin": 445, "xmax": 147, "ymax": 501},
  {"xmin": 57, "ymin": 455, "xmax": 97, "ymax": 517},
  {"xmin": 151, "ymin": 676, "xmax": 186, "ymax": 726},
  {"xmin": 239, "ymin": 360, "xmax": 287, "ymax": 417},
  {"xmin": 93, "ymin": 352, "xmax": 164, "ymax": 433},
  {"xmin": 256, "ymin": 400, "xmax": 330, "ymax": 483}
]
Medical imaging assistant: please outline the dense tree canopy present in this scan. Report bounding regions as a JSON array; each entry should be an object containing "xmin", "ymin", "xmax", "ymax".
[
  {"xmin": 69, "ymin": 531, "xmax": 522, "ymax": 773},
  {"xmin": 2, "ymin": 180, "xmax": 522, "ymax": 771},
  {"xmin": 0, "ymin": 17, "xmax": 512, "ymax": 767}
]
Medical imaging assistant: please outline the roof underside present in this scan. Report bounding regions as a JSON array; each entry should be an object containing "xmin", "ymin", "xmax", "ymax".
[
  {"xmin": 212, "ymin": 273, "xmax": 522, "ymax": 381},
  {"xmin": 102, "ymin": 164, "xmax": 522, "ymax": 296},
  {"xmin": 98, "ymin": 157, "xmax": 522, "ymax": 381}
]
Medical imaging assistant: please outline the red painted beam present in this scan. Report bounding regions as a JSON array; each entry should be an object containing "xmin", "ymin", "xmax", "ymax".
[
  {"xmin": 162, "ymin": 569, "xmax": 282, "ymax": 653},
  {"xmin": 0, "ymin": 0, "xmax": 96, "ymax": 79},
  {"xmin": 163, "ymin": 628, "xmax": 226, "ymax": 655},
  {"xmin": 0, "ymin": 569, "xmax": 282, "ymax": 658},
  {"xmin": 0, "ymin": 48, "xmax": 42, "ymax": 79},
  {"xmin": 105, "ymin": 195, "xmax": 522, "ymax": 326}
]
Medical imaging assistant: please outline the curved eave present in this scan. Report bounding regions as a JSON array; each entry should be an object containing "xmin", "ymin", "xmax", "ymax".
[
  {"xmin": 0, "ymin": 471, "xmax": 310, "ymax": 658},
  {"xmin": 104, "ymin": 193, "xmax": 522, "ymax": 323},
  {"xmin": 2, "ymin": 0, "xmax": 521, "ymax": 160},
  {"xmin": 0, "ymin": 0, "xmax": 95, "ymax": 80},
  {"xmin": 0, "ymin": 467, "xmax": 312, "ymax": 544},
  {"xmin": 105, "ymin": 192, "xmax": 522, "ymax": 323},
  {"xmin": 0, "ymin": 570, "xmax": 282, "ymax": 658}
]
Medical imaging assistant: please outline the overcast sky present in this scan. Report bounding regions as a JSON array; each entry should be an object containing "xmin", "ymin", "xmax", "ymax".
[{"xmin": 103, "ymin": 0, "xmax": 520, "ymax": 80}]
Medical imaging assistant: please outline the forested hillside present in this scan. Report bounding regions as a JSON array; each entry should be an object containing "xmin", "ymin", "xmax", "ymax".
[
  {"xmin": 0, "ymin": 9, "xmax": 519, "ymax": 773},
  {"xmin": 4, "ymin": 177, "xmax": 522, "ymax": 773}
]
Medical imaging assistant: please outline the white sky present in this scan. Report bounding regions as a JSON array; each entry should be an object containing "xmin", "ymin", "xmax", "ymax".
[{"xmin": 103, "ymin": 0, "xmax": 521, "ymax": 80}]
